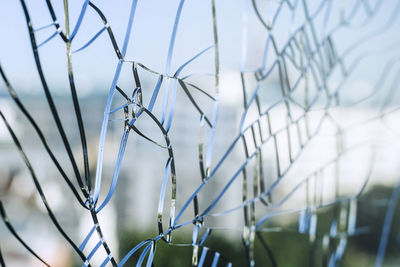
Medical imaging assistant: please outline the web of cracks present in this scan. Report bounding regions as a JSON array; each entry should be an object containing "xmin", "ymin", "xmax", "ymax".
[{"xmin": 1, "ymin": 0, "xmax": 400, "ymax": 266}]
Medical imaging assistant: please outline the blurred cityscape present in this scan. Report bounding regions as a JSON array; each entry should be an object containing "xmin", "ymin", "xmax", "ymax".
[{"xmin": 1, "ymin": 0, "xmax": 400, "ymax": 266}]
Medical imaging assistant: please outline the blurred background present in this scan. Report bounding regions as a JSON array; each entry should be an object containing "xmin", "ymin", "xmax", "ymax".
[{"xmin": 1, "ymin": 0, "xmax": 400, "ymax": 266}]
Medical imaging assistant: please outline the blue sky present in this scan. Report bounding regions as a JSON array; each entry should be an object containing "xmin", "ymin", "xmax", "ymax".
[{"xmin": 1, "ymin": 0, "xmax": 399, "ymax": 99}]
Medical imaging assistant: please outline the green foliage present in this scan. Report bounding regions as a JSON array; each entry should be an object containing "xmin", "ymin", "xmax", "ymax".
[
  {"xmin": 119, "ymin": 228, "xmax": 310, "ymax": 266},
  {"xmin": 353, "ymin": 185, "xmax": 400, "ymax": 256},
  {"xmin": 118, "ymin": 185, "xmax": 400, "ymax": 266}
]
